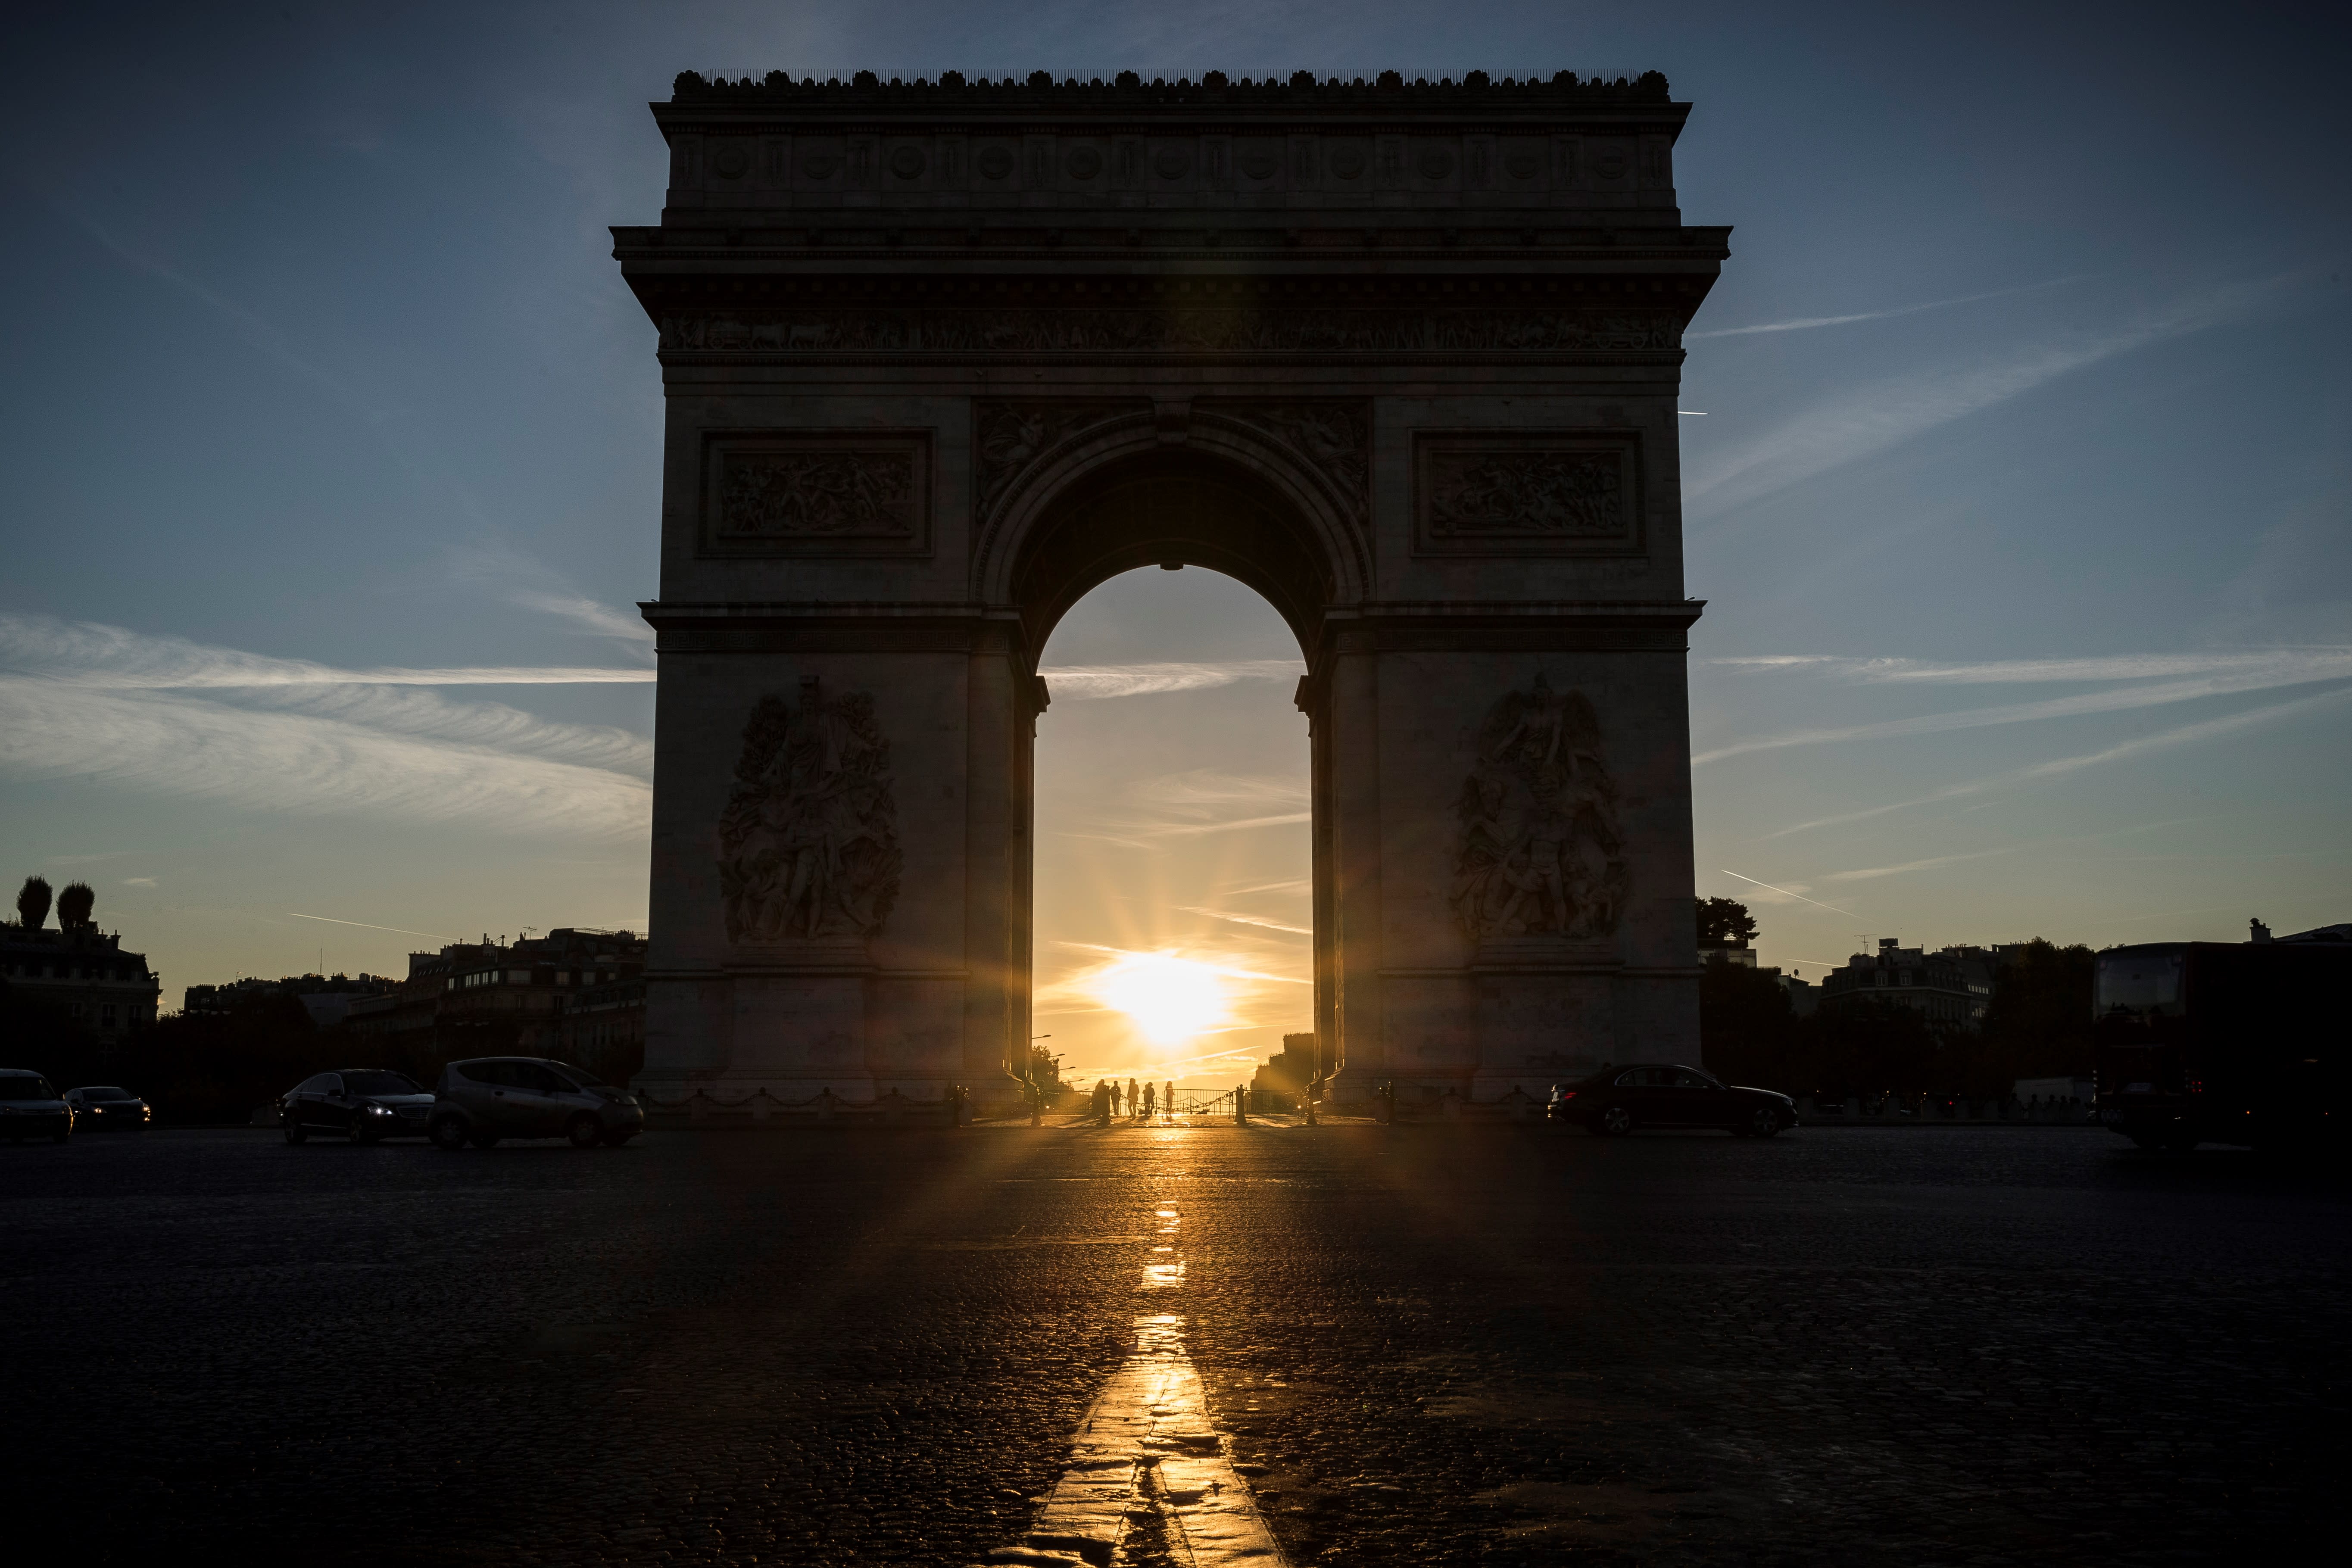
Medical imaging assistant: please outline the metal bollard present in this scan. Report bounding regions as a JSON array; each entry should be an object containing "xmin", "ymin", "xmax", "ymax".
[{"xmin": 1235, "ymin": 1083, "xmax": 1248, "ymax": 1126}]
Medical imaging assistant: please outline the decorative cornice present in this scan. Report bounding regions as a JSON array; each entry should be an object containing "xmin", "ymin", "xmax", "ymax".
[{"xmin": 669, "ymin": 69, "xmax": 1673, "ymax": 107}]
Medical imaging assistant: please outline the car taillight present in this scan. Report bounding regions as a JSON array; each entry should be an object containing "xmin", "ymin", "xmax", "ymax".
[{"xmin": 1559, "ymin": 1091, "xmax": 1578, "ymax": 1100}]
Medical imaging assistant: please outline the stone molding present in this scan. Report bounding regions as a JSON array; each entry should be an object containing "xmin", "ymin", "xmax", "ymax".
[
  {"xmin": 657, "ymin": 307, "xmax": 1681, "ymax": 360},
  {"xmin": 973, "ymin": 399, "xmax": 1150, "ymax": 525},
  {"xmin": 971, "ymin": 416, "xmax": 1375, "ymax": 615},
  {"xmin": 972, "ymin": 396, "xmax": 1370, "ymax": 534},
  {"xmin": 1196, "ymin": 400, "xmax": 1370, "ymax": 526}
]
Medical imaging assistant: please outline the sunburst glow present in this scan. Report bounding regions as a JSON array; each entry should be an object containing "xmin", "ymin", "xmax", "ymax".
[{"xmin": 1089, "ymin": 951, "xmax": 1232, "ymax": 1045}]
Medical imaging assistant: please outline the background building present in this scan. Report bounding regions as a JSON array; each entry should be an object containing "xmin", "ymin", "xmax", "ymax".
[
  {"xmin": 3, "ymin": 878, "xmax": 161, "ymax": 1048},
  {"xmin": 185, "ymin": 973, "xmax": 398, "ymax": 1026},
  {"xmin": 1819, "ymin": 938, "xmax": 1996, "ymax": 1029},
  {"xmin": 1251, "ymin": 1033, "xmax": 1321, "ymax": 1110},
  {"xmin": 3, "ymin": 926, "xmax": 161, "ymax": 1046},
  {"xmin": 345, "ymin": 928, "xmax": 647, "ymax": 1078}
]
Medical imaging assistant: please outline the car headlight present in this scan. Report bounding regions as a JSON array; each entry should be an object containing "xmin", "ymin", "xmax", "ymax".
[{"xmin": 367, "ymin": 1104, "xmax": 393, "ymax": 1116}]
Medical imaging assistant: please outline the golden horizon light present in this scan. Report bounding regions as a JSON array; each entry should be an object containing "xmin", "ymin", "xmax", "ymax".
[{"xmin": 1087, "ymin": 950, "xmax": 1233, "ymax": 1047}]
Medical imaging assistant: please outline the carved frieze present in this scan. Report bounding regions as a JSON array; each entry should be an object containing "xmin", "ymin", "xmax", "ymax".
[
  {"xmin": 1451, "ymin": 676, "xmax": 1628, "ymax": 944},
  {"xmin": 1413, "ymin": 432, "xmax": 1642, "ymax": 555},
  {"xmin": 659, "ymin": 308, "xmax": 1680, "ymax": 358},
  {"xmin": 700, "ymin": 431, "xmax": 932, "ymax": 555},
  {"xmin": 973, "ymin": 400, "xmax": 1146, "ymax": 524},
  {"xmin": 718, "ymin": 683, "xmax": 901, "ymax": 944},
  {"xmin": 1196, "ymin": 400, "xmax": 1370, "ymax": 523}
]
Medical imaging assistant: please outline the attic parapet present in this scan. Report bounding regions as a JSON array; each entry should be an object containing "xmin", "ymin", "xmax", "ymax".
[{"xmin": 653, "ymin": 68, "xmax": 1688, "ymax": 219}]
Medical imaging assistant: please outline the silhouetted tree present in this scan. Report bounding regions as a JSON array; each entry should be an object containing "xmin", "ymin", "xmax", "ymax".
[
  {"xmin": 16, "ymin": 875, "xmax": 52, "ymax": 930},
  {"xmin": 109, "ymin": 993, "xmax": 325, "ymax": 1124},
  {"xmin": 1696, "ymin": 896, "xmax": 1758, "ymax": 948},
  {"xmin": 1969, "ymin": 938, "xmax": 2096, "ymax": 1092},
  {"xmin": 56, "ymin": 881, "xmax": 95, "ymax": 930},
  {"xmin": 1699, "ymin": 955, "xmax": 1799, "ymax": 1089},
  {"xmin": 1803, "ymin": 1000, "xmax": 1947, "ymax": 1098}
]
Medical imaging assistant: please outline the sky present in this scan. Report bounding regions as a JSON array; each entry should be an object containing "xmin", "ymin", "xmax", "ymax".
[{"xmin": 2, "ymin": 1, "xmax": 2347, "ymax": 1083}]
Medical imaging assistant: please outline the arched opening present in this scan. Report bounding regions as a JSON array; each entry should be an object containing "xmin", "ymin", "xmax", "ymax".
[
  {"xmin": 1030, "ymin": 568, "xmax": 1311, "ymax": 1108},
  {"xmin": 1011, "ymin": 452, "xmax": 1338, "ymax": 1110},
  {"xmin": 1006, "ymin": 450, "xmax": 1338, "ymax": 657}
]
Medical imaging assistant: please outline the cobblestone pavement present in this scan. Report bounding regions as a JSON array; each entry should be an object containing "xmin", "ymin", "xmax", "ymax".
[{"xmin": 4, "ymin": 1125, "xmax": 2343, "ymax": 1564}]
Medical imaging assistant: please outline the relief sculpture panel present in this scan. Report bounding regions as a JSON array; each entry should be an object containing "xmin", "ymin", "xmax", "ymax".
[
  {"xmin": 1414, "ymin": 432, "xmax": 1642, "ymax": 555},
  {"xmin": 701, "ymin": 431, "xmax": 931, "ymax": 555},
  {"xmin": 1452, "ymin": 676, "xmax": 1630, "ymax": 944},
  {"xmin": 719, "ymin": 684, "xmax": 902, "ymax": 943}
]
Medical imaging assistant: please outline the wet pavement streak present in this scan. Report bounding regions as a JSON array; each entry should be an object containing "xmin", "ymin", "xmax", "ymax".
[{"xmin": 3, "ymin": 1124, "xmax": 2344, "ymax": 1564}]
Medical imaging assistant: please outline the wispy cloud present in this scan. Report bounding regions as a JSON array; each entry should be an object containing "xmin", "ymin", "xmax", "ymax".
[
  {"xmin": 0, "ymin": 612, "xmax": 652, "ymax": 689},
  {"xmin": 1221, "ymin": 877, "xmax": 1311, "ymax": 897},
  {"xmin": 447, "ymin": 544, "xmax": 655, "ymax": 652},
  {"xmin": 1821, "ymin": 848, "xmax": 2019, "ymax": 882},
  {"xmin": 0, "ymin": 678, "xmax": 652, "ymax": 839},
  {"xmin": 1684, "ymin": 274, "xmax": 2299, "ymax": 517},
  {"xmin": 1178, "ymin": 906, "xmax": 1313, "ymax": 935},
  {"xmin": 0, "ymin": 616, "xmax": 654, "ymax": 838},
  {"xmin": 1763, "ymin": 683, "xmax": 2352, "ymax": 839},
  {"xmin": 1685, "ymin": 276, "xmax": 2092, "ymax": 340},
  {"xmin": 1042, "ymin": 660, "xmax": 1300, "ymax": 701},
  {"xmin": 1713, "ymin": 648, "xmax": 2352, "ymax": 685},
  {"xmin": 1054, "ymin": 769, "xmax": 1312, "ymax": 848},
  {"xmin": 1694, "ymin": 655, "xmax": 2352, "ymax": 764}
]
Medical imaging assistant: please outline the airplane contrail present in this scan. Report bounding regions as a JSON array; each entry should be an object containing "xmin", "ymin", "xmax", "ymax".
[
  {"xmin": 1719, "ymin": 870, "xmax": 1861, "ymax": 919},
  {"xmin": 289, "ymin": 913, "xmax": 449, "ymax": 940}
]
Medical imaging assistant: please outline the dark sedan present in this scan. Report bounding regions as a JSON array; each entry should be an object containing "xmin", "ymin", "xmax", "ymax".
[
  {"xmin": 278, "ymin": 1069, "xmax": 435, "ymax": 1144},
  {"xmin": 1, "ymin": 1070, "xmax": 72, "ymax": 1142},
  {"xmin": 1548, "ymin": 1063, "xmax": 1796, "ymax": 1138},
  {"xmin": 64, "ymin": 1085, "xmax": 151, "ymax": 1130}
]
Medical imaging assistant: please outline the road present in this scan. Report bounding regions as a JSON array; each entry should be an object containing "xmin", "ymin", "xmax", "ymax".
[{"xmin": 5, "ymin": 1123, "xmax": 2343, "ymax": 1565}]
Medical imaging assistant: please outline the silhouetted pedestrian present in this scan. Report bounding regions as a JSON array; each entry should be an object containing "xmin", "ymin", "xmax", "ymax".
[
  {"xmin": 1126, "ymin": 1078, "xmax": 1139, "ymax": 1119},
  {"xmin": 1142, "ymin": 1082, "xmax": 1156, "ymax": 1119},
  {"xmin": 1164, "ymin": 1081, "xmax": 1175, "ymax": 1120}
]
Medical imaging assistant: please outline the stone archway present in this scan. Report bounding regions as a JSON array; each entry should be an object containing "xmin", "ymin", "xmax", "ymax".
[{"xmin": 620, "ymin": 69, "xmax": 1724, "ymax": 1117}]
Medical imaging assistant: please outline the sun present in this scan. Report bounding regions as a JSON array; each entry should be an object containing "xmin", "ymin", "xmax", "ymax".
[{"xmin": 1089, "ymin": 951, "xmax": 1231, "ymax": 1046}]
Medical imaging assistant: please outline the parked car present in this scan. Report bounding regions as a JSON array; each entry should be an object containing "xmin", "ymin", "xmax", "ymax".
[
  {"xmin": 63, "ymin": 1085, "xmax": 151, "ymax": 1130},
  {"xmin": 277, "ymin": 1069, "xmax": 435, "ymax": 1144},
  {"xmin": 428, "ymin": 1057, "xmax": 643, "ymax": 1150},
  {"xmin": 1548, "ymin": 1064, "xmax": 1796, "ymax": 1138},
  {"xmin": 1, "ymin": 1069, "xmax": 73, "ymax": 1142}
]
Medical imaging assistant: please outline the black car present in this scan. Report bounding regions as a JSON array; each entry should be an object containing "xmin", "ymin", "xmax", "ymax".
[
  {"xmin": 277, "ymin": 1069, "xmax": 435, "ymax": 1144},
  {"xmin": 1, "ymin": 1069, "xmax": 72, "ymax": 1142},
  {"xmin": 64, "ymin": 1085, "xmax": 151, "ymax": 1130},
  {"xmin": 1548, "ymin": 1063, "xmax": 1796, "ymax": 1138}
]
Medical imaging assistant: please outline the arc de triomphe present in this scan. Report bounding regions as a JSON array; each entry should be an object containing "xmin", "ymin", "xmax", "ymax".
[{"xmin": 616, "ymin": 69, "xmax": 1725, "ymax": 1115}]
